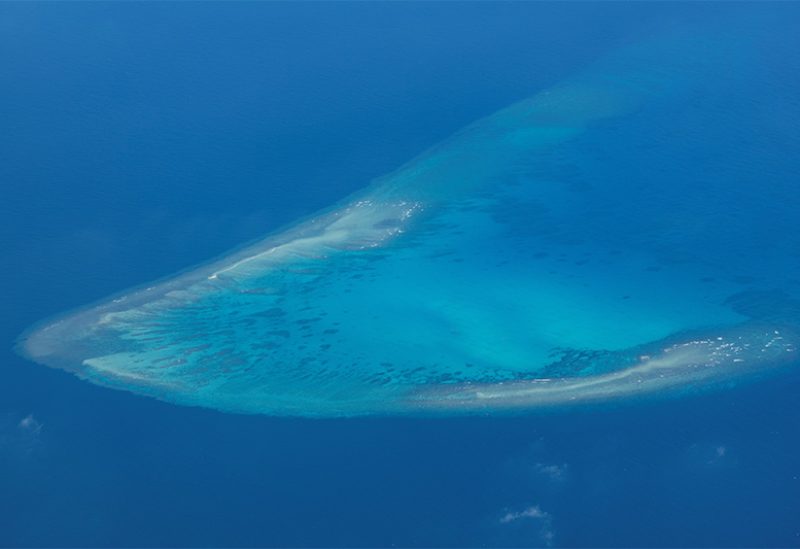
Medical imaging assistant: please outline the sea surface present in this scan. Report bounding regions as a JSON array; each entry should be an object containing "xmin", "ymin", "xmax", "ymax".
[{"xmin": 2, "ymin": 3, "xmax": 800, "ymax": 546}]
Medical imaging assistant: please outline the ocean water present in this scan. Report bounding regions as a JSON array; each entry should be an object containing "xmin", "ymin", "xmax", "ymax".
[{"xmin": 2, "ymin": 2, "xmax": 800, "ymax": 546}]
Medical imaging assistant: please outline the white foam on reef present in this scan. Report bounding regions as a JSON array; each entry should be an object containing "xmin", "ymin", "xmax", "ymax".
[
  {"xmin": 208, "ymin": 200, "xmax": 423, "ymax": 281},
  {"xmin": 410, "ymin": 327, "xmax": 798, "ymax": 413},
  {"xmin": 17, "ymin": 25, "xmax": 797, "ymax": 417}
]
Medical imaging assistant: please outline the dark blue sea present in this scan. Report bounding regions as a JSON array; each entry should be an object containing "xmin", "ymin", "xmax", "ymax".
[{"xmin": 2, "ymin": 3, "xmax": 799, "ymax": 547}]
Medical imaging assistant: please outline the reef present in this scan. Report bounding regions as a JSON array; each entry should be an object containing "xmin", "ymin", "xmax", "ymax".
[{"xmin": 19, "ymin": 23, "xmax": 800, "ymax": 416}]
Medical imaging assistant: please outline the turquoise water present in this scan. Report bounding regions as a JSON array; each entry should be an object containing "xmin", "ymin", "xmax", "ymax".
[{"xmin": 19, "ymin": 18, "xmax": 800, "ymax": 417}]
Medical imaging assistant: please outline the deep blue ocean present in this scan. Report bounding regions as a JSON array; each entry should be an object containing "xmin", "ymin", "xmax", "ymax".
[{"xmin": 2, "ymin": 3, "xmax": 800, "ymax": 547}]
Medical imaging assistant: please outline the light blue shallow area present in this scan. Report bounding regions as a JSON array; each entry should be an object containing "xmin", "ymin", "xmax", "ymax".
[{"xmin": 20, "ymin": 20, "xmax": 800, "ymax": 416}]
